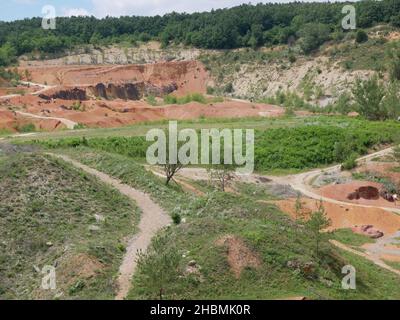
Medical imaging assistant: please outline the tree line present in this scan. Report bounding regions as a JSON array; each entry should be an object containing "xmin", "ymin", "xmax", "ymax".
[{"xmin": 1, "ymin": 0, "xmax": 400, "ymax": 66}]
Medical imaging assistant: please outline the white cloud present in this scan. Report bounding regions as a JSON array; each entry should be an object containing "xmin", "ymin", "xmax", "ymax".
[
  {"xmin": 91, "ymin": 0, "xmax": 264, "ymax": 17},
  {"xmin": 63, "ymin": 7, "xmax": 90, "ymax": 17}
]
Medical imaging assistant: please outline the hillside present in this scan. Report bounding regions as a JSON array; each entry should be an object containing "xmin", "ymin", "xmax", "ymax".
[{"xmin": 1, "ymin": 0, "xmax": 400, "ymax": 303}]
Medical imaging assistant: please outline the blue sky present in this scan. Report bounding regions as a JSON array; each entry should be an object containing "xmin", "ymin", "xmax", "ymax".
[{"xmin": 0, "ymin": 0, "xmax": 332, "ymax": 22}]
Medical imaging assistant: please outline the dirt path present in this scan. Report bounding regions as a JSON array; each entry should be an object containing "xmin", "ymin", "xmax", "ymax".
[
  {"xmin": 0, "ymin": 81, "xmax": 56, "ymax": 100},
  {"xmin": 171, "ymin": 147, "xmax": 400, "ymax": 214},
  {"xmin": 15, "ymin": 111, "xmax": 78, "ymax": 130},
  {"xmin": 330, "ymin": 240, "xmax": 400, "ymax": 276},
  {"xmin": 48, "ymin": 153, "xmax": 171, "ymax": 300},
  {"xmin": 269, "ymin": 146, "xmax": 400, "ymax": 214}
]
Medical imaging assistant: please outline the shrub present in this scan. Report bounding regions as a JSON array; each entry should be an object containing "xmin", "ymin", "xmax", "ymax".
[
  {"xmin": 341, "ymin": 153, "xmax": 358, "ymax": 171},
  {"xmin": 224, "ymin": 83, "xmax": 234, "ymax": 93},
  {"xmin": 206, "ymin": 86, "xmax": 215, "ymax": 94},
  {"xmin": 146, "ymin": 95, "xmax": 157, "ymax": 106},
  {"xmin": 172, "ymin": 213, "xmax": 181, "ymax": 225},
  {"xmin": 17, "ymin": 123, "xmax": 35, "ymax": 133},
  {"xmin": 355, "ymin": 30, "xmax": 368, "ymax": 43}
]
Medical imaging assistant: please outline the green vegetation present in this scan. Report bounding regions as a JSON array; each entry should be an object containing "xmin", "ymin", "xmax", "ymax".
[
  {"xmin": 341, "ymin": 153, "xmax": 358, "ymax": 171},
  {"xmin": 33, "ymin": 116, "xmax": 400, "ymax": 171},
  {"xmin": 1, "ymin": 1, "xmax": 400, "ymax": 65},
  {"xmin": 146, "ymin": 95, "xmax": 158, "ymax": 106},
  {"xmin": 352, "ymin": 171, "xmax": 397, "ymax": 193},
  {"xmin": 352, "ymin": 75, "xmax": 400, "ymax": 120},
  {"xmin": 383, "ymin": 260, "xmax": 400, "ymax": 270},
  {"xmin": 14, "ymin": 123, "xmax": 36, "ymax": 133},
  {"xmin": 331, "ymin": 229, "xmax": 376, "ymax": 247},
  {"xmin": 46, "ymin": 148, "xmax": 400, "ymax": 300},
  {"xmin": 355, "ymin": 30, "xmax": 369, "ymax": 43},
  {"xmin": 0, "ymin": 153, "xmax": 139, "ymax": 299},
  {"xmin": 298, "ymin": 23, "xmax": 330, "ymax": 54},
  {"xmin": 164, "ymin": 93, "xmax": 207, "ymax": 105}
]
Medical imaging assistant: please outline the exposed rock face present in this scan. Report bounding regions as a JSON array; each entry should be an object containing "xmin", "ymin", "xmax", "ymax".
[
  {"xmin": 351, "ymin": 225, "xmax": 384, "ymax": 239},
  {"xmin": 39, "ymin": 87, "xmax": 87, "ymax": 101},
  {"xmin": 87, "ymin": 81, "xmax": 177, "ymax": 101}
]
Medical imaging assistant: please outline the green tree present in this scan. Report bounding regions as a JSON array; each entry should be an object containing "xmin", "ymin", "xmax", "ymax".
[
  {"xmin": 355, "ymin": 30, "xmax": 368, "ymax": 43},
  {"xmin": 297, "ymin": 23, "xmax": 331, "ymax": 54},
  {"xmin": 306, "ymin": 201, "xmax": 331, "ymax": 259},
  {"xmin": 352, "ymin": 75, "xmax": 387, "ymax": 120}
]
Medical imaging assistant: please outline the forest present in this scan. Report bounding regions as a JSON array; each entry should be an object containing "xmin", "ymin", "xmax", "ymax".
[{"xmin": 1, "ymin": 0, "xmax": 400, "ymax": 66}]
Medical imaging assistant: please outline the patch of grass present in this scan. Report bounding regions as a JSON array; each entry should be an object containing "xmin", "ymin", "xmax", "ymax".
[
  {"xmin": 0, "ymin": 128, "xmax": 12, "ymax": 137},
  {"xmin": 15, "ymin": 123, "xmax": 36, "ymax": 133},
  {"xmin": 0, "ymin": 153, "xmax": 139, "ymax": 299},
  {"xmin": 164, "ymin": 93, "xmax": 207, "ymax": 105},
  {"xmin": 352, "ymin": 171, "xmax": 397, "ymax": 193},
  {"xmin": 330, "ymin": 229, "xmax": 375, "ymax": 247},
  {"xmin": 146, "ymin": 95, "xmax": 158, "ymax": 106},
  {"xmin": 383, "ymin": 260, "xmax": 400, "ymax": 271}
]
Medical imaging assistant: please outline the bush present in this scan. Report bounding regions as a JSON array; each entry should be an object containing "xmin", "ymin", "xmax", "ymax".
[
  {"xmin": 298, "ymin": 23, "xmax": 331, "ymax": 54},
  {"xmin": 224, "ymin": 83, "xmax": 234, "ymax": 93},
  {"xmin": 206, "ymin": 86, "xmax": 215, "ymax": 95},
  {"xmin": 16, "ymin": 123, "xmax": 35, "ymax": 133},
  {"xmin": 146, "ymin": 95, "xmax": 157, "ymax": 106},
  {"xmin": 341, "ymin": 153, "xmax": 358, "ymax": 171},
  {"xmin": 163, "ymin": 94, "xmax": 178, "ymax": 104},
  {"xmin": 172, "ymin": 213, "xmax": 181, "ymax": 225},
  {"xmin": 355, "ymin": 30, "xmax": 368, "ymax": 43}
]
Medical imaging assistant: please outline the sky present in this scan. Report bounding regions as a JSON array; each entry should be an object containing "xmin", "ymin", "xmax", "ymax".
[{"xmin": 0, "ymin": 0, "xmax": 335, "ymax": 22}]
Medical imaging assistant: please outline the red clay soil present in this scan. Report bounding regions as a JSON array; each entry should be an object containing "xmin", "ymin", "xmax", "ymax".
[
  {"xmin": 0, "ymin": 61, "xmax": 285, "ymax": 131},
  {"xmin": 2, "ymin": 94, "xmax": 283, "ymax": 129},
  {"xmin": 215, "ymin": 235, "xmax": 262, "ymax": 278},
  {"xmin": 316, "ymin": 181, "xmax": 399, "ymax": 209},
  {"xmin": 0, "ymin": 109, "xmax": 65, "ymax": 132},
  {"xmin": 273, "ymin": 197, "xmax": 400, "ymax": 234},
  {"xmin": 19, "ymin": 61, "xmax": 208, "ymax": 95}
]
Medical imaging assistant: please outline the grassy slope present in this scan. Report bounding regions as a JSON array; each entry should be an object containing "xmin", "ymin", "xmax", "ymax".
[
  {"xmin": 7, "ymin": 115, "xmax": 376, "ymax": 142},
  {"xmin": 53, "ymin": 147, "xmax": 400, "ymax": 300},
  {"xmin": 331, "ymin": 229, "xmax": 376, "ymax": 247},
  {"xmin": 0, "ymin": 152, "xmax": 140, "ymax": 299}
]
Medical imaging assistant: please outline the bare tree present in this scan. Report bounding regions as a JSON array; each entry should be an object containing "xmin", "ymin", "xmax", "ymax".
[
  {"xmin": 163, "ymin": 163, "xmax": 183, "ymax": 185},
  {"xmin": 207, "ymin": 164, "xmax": 235, "ymax": 192}
]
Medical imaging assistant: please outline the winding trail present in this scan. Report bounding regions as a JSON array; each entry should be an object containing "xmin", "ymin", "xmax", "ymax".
[
  {"xmin": 15, "ymin": 111, "xmax": 78, "ymax": 129},
  {"xmin": 330, "ymin": 240, "xmax": 400, "ymax": 276},
  {"xmin": 49, "ymin": 153, "xmax": 171, "ymax": 300},
  {"xmin": 1, "ymin": 81, "xmax": 76, "ymax": 130}
]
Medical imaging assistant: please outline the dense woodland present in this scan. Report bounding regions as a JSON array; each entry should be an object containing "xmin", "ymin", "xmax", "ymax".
[{"xmin": 1, "ymin": 0, "xmax": 400, "ymax": 66}]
